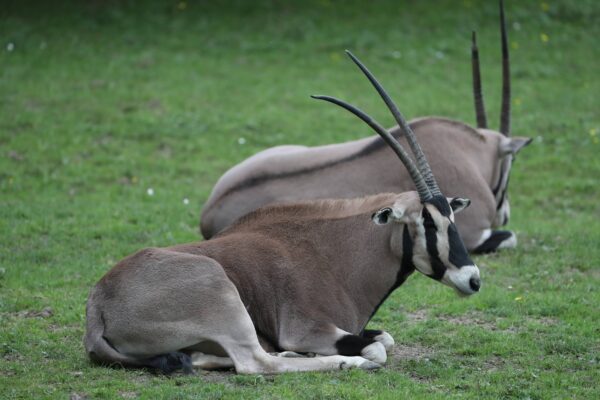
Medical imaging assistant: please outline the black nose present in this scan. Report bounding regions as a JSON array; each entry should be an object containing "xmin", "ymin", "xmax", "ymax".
[{"xmin": 469, "ymin": 277, "xmax": 481, "ymax": 292}]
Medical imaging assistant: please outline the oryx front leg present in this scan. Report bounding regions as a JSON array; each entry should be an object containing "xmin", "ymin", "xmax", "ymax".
[
  {"xmin": 216, "ymin": 308, "xmax": 381, "ymax": 374},
  {"xmin": 278, "ymin": 323, "xmax": 387, "ymax": 365},
  {"xmin": 473, "ymin": 229, "xmax": 517, "ymax": 253}
]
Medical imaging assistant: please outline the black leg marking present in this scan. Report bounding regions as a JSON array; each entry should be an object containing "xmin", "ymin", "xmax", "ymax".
[
  {"xmin": 362, "ymin": 330, "xmax": 383, "ymax": 339},
  {"xmin": 473, "ymin": 230, "xmax": 513, "ymax": 254},
  {"xmin": 335, "ymin": 335, "xmax": 375, "ymax": 356}
]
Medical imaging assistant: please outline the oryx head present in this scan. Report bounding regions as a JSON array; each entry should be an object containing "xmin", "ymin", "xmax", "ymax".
[
  {"xmin": 313, "ymin": 52, "xmax": 481, "ymax": 296},
  {"xmin": 471, "ymin": 0, "xmax": 531, "ymax": 228}
]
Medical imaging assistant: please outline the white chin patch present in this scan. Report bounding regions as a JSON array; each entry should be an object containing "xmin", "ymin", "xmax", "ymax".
[{"xmin": 444, "ymin": 265, "xmax": 480, "ymax": 295}]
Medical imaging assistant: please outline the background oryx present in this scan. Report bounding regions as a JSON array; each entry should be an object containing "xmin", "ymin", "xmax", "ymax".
[
  {"xmin": 200, "ymin": 0, "xmax": 531, "ymax": 253},
  {"xmin": 85, "ymin": 52, "xmax": 481, "ymax": 375}
]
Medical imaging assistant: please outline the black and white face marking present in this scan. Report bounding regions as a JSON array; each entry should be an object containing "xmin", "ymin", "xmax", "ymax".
[{"xmin": 412, "ymin": 196, "xmax": 481, "ymax": 295}]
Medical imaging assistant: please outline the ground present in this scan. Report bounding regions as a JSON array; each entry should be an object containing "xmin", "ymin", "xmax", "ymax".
[{"xmin": 1, "ymin": 0, "xmax": 599, "ymax": 399}]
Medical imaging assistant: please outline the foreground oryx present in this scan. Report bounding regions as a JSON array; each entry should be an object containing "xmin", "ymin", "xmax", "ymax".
[
  {"xmin": 85, "ymin": 52, "xmax": 481, "ymax": 375},
  {"xmin": 200, "ymin": 0, "xmax": 530, "ymax": 253}
]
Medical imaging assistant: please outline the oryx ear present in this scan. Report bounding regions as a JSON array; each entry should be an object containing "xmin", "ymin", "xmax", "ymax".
[
  {"xmin": 448, "ymin": 197, "xmax": 471, "ymax": 214},
  {"xmin": 499, "ymin": 136, "xmax": 532, "ymax": 157},
  {"xmin": 371, "ymin": 205, "xmax": 405, "ymax": 225}
]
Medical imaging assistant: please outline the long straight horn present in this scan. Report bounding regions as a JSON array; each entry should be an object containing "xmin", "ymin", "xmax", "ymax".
[
  {"xmin": 471, "ymin": 31, "xmax": 488, "ymax": 129},
  {"xmin": 499, "ymin": 0, "xmax": 511, "ymax": 136},
  {"xmin": 311, "ymin": 95, "xmax": 432, "ymax": 201},
  {"xmin": 344, "ymin": 50, "xmax": 442, "ymax": 197}
]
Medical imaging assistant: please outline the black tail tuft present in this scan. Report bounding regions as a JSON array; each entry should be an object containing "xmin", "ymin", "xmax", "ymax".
[{"xmin": 145, "ymin": 352, "xmax": 194, "ymax": 375}]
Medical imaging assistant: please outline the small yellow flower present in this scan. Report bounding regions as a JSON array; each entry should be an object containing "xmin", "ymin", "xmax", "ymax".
[
  {"xmin": 178, "ymin": 1, "xmax": 187, "ymax": 10},
  {"xmin": 540, "ymin": 33, "xmax": 549, "ymax": 43},
  {"xmin": 591, "ymin": 129, "xmax": 599, "ymax": 144},
  {"xmin": 540, "ymin": 2, "xmax": 549, "ymax": 12},
  {"xmin": 514, "ymin": 296, "xmax": 523, "ymax": 301},
  {"xmin": 511, "ymin": 41, "xmax": 519, "ymax": 50},
  {"xmin": 330, "ymin": 52, "xmax": 342, "ymax": 62},
  {"xmin": 514, "ymin": 98, "xmax": 522, "ymax": 106}
]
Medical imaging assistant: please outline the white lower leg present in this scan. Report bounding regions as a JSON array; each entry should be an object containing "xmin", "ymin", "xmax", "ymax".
[
  {"xmin": 272, "ymin": 351, "xmax": 313, "ymax": 358},
  {"xmin": 260, "ymin": 353, "xmax": 382, "ymax": 373},
  {"xmin": 224, "ymin": 342, "xmax": 381, "ymax": 374},
  {"xmin": 191, "ymin": 352, "xmax": 234, "ymax": 370}
]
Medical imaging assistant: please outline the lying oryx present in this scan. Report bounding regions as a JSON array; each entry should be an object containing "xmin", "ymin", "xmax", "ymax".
[
  {"xmin": 200, "ymin": 0, "xmax": 530, "ymax": 253},
  {"xmin": 85, "ymin": 52, "xmax": 481, "ymax": 375}
]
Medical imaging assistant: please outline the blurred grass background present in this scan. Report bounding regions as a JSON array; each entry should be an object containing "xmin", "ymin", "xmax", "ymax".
[{"xmin": 1, "ymin": 0, "xmax": 598, "ymax": 398}]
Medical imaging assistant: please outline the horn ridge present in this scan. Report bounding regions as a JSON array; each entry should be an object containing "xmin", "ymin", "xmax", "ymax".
[
  {"xmin": 344, "ymin": 50, "xmax": 442, "ymax": 197},
  {"xmin": 311, "ymin": 94, "xmax": 432, "ymax": 201},
  {"xmin": 471, "ymin": 31, "xmax": 488, "ymax": 129},
  {"xmin": 499, "ymin": 0, "xmax": 511, "ymax": 136}
]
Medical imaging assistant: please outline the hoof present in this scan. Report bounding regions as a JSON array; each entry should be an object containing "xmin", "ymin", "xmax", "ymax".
[
  {"xmin": 361, "ymin": 342, "xmax": 387, "ymax": 364},
  {"xmin": 373, "ymin": 331, "xmax": 395, "ymax": 352}
]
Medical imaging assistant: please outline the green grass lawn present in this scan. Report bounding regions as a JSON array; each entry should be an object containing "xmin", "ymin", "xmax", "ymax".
[{"xmin": 1, "ymin": 0, "xmax": 599, "ymax": 398}]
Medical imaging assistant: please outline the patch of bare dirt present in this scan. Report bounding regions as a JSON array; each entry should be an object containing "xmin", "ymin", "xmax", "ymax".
[
  {"xmin": 405, "ymin": 309, "xmax": 429, "ymax": 322},
  {"xmin": 3, "ymin": 351, "xmax": 23, "ymax": 362},
  {"xmin": 412, "ymin": 310, "xmax": 523, "ymax": 333},
  {"xmin": 391, "ymin": 343, "xmax": 435, "ymax": 361},
  {"xmin": 530, "ymin": 316, "xmax": 559, "ymax": 326},
  {"xmin": 436, "ymin": 311, "xmax": 506, "ymax": 331},
  {"xmin": 480, "ymin": 355, "xmax": 505, "ymax": 372},
  {"xmin": 119, "ymin": 391, "xmax": 139, "ymax": 399},
  {"xmin": 198, "ymin": 369, "xmax": 235, "ymax": 383},
  {"xmin": 13, "ymin": 307, "xmax": 53, "ymax": 319}
]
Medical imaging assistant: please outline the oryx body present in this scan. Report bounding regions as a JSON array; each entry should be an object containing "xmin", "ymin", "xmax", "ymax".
[
  {"xmin": 85, "ymin": 52, "xmax": 481, "ymax": 375},
  {"xmin": 200, "ymin": 0, "xmax": 530, "ymax": 253},
  {"xmin": 200, "ymin": 118, "xmax": 529, "ymax": 252}
]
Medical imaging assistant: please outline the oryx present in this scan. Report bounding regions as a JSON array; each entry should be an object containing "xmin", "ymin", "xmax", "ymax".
[
  {"xmin": 200, "ymin": 0, "xmax": 530, "ymax": 253},
  {"xmin": 85, "ymin": 52, "xmax": 481, "ymax": 375}
]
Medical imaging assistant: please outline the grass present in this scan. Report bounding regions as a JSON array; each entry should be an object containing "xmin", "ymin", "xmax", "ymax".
[{"xmin": 1, "ymin": 0, "xmax": 599, "ymax": 398}]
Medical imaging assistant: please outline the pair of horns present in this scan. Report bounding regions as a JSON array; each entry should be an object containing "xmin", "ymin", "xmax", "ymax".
[
  {"xmin": 472, "ymin": 0, "xmax": 511, "ymax": 136},
  {"xmin": 312, "ymin": 51, "xmax": 441, "ymax": 202}
]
